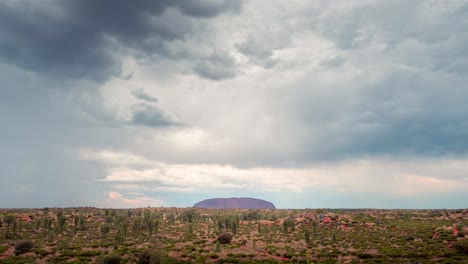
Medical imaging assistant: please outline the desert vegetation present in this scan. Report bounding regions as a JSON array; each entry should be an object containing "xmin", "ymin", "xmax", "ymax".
[{"xmin": 0, "ymin": 207, "xmax": 467, "ymax": 263}]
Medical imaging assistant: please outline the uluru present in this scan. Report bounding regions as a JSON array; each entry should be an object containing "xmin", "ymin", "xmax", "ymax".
[{"xmin": 193, "ymin": 197, "xmax": 276, "ymax": 209}]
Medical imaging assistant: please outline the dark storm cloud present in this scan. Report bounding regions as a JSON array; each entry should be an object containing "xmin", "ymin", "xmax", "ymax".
[
  {"xmin": 175, "ymin": 0, "xmax": 241, "ymax": 17},
  {"xmin": 131, "ymin": 88, "xmax": 159, "ymax": 103},
  {"xmin": 130, "ymin": 104, "xmax": 179, "ymax": 128},
  {"xmin": 0, "ymin": 0, "xmax": 242, "ymax": 82}
]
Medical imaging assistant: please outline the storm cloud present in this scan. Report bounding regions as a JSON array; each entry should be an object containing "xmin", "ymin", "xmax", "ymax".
[{"xmin": 0, "ymin": 0, "xmax": 242, "ymax": 82}]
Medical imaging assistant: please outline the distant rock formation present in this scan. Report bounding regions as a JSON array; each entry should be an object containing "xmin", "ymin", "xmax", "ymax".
[{"xmin": 193, "ymin": 197, "xmax": 276, "ymax": 209}]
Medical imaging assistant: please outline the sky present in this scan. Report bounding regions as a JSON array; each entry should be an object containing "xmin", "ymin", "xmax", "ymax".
[{"xmin": 1, "ymin": 0, "xmax": 468, "ymax": 209}]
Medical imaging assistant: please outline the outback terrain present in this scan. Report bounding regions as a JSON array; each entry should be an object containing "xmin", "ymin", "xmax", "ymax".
[{"xmin": 0, "ymin": 207, "xmax": 467, "ymax": 263}]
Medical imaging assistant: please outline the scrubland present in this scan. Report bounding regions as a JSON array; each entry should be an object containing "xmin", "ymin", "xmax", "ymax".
[{"xmin": 0, "ymin": 207, "xmax": 467, "ymax": 263}]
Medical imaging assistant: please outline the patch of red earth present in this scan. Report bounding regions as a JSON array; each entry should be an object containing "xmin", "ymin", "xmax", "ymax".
[
  {"xmin": 258, "ymin": 220, "xmax": 274, "ymax": 226},
  {"xmin": 16, "ymin": 213, "xmax": 34, "ymax": 222},
  {"xmin": 276, "ymin": 218, "xmax": 284, "ymax": 226},
  {"xmin": 304, "ymin": 213, "xmax": 315, "ymax": 219},
  {"xmin": 338, "ymin": 255, "xmax": 357, "ymax": 264},
  {"xmin": 365, "ymin": 249, "xmax": 378, "ymax": 255},
  {"xmin": 0, "ymin": 247, "xmax": 14, "ymax": 259},
  {"xmin": 295, "ymin": 217, "xmax": 306, "ymax": 223}
]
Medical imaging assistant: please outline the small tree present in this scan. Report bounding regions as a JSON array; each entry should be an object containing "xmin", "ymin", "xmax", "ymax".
[
  {"xmin": 100, "ymin": 223, "xmax": 110, "ymax": 237},
  {"xmin": 153, "ymin": 220, "xmax": 160, "ymax": 235},
  {"xmin": 215, "ymin": 241, "xmax": 221, "ymax": 252},
  {"xmin": 148, "ymin": 219, "xmax": 154, "ymax": 236},
  {"xmin": 4, "ymin": 214, "xmax": 15, "ymax": 237},
  {"xmin": 114, "ymin": 228, "xmax": 124, "ymax": 247},
  {"xmin": 57, "ymin": 212, "xmax": 66, "ymax": 233},
  {"xmin": 283, "ymin": 218, "xmax": 295, "ymax": 233},
  {"xmin": 231, "ymin": 222, "xmax": 237, "ymax": 235},
  {"xmin": 12, "ymin": 221, "xmax": 17, "ymax": 236},
  {"xmin": 313, "ymin": 221, "xmax": 317, "ymax": 238},
  {"xmin": 79, "ymin": 215, "xmax": 86, "ymax": 231},
  {"xmin": 305, "ymin": 229, "xmax": 311, "ymax": 244}
]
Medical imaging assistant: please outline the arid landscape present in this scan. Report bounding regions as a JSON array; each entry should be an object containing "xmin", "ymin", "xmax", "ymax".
[{"xmin": 1, "ymin": 207, "xmax": 467, "ymax": 263}]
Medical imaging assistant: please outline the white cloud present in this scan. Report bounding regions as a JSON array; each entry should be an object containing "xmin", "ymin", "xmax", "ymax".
[
  {"xmin": 82, "ymin": 150, "xmax": 468, "ymax": 197},
  {"xmin": 98, "ymin": 191, "xmax": 163, "ymax": 208},
  {"xmin": 78, "ymin": 149, "xmax": 154, "ymax": 167}
]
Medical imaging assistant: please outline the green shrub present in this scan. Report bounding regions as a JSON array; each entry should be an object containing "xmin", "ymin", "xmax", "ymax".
[
  {"xmin": 217, "ymin": 232, "xmax": 233, "ymax": 244},
  {"xmin": 138, "ymin": 247, "xmax": 164, "ymax": 264},
  {"xmin": 14, "ymin": 240, "xmax": 33, "ymax": 255},
  {"xmin": 79, "ymin": 250, "xmax": 102, "ymax": 257},
  {"xmin": 356, "ymin": 252, "xmax": 373, "ymax": 259},
  {"xmin": 101, "ymin": 254, "xmax": 121, "ymax": 264},
  {"xmin": 452, "ymin": 239, "xmax": 468, "ymax": 255},
  {"xmin": 0, "ymin": 256, "xmax": 36, "ymax": 264}
]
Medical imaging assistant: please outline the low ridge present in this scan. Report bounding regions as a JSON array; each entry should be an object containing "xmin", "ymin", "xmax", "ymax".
[{"xmin": 193, "ymin": 197, "xmax": 276, "ymax": 209}]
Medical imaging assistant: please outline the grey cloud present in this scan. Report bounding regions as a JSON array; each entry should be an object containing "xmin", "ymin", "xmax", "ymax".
[
  {"xmin": 0, "ymin": 0, "xmax": 242, "ymax": 82},
  {"xmin": 320, "ymin": 56, "xmax": 346, "ymax": 68},
  {"xmin": 122, "ymin": 72, "xmax": 134, "ymax": 80},
  {"xmin": 293, "ymin": 69, "xmax": 468, "ymax": 161},
  {"xmin": 262, "ymin": 1, "xmax": 468, "ymax": 161},
  {"xmin": 131, "ymin": 88, "xmax": 159, "ymax": 103},
  {"xmin": 315, "ymin": 1, "xmax": 468, "ymax": 59},
  {"xmin": 238, "ymin": 39, "xmax": 279, "ymax": 69},
  {"xmin": 176, "ymin": 0, "xmax": 241, "ymax": 17},
  {"xmin": 192, "ymin": 51, "xmax": 237, "ymax": 80},
  {"xmin": 358, "ymin": 75, "xmax": 468, "ymax": 156},
  {"xmin": 0, "ymin": 68, "xmax": 109, "ymax": 207},
  {"xmin": 130, "ymin": 104, "xmax": 179, "ymax": 128},
  {"xmin": 314, "ymin": 1, "xmax": 417, "ymax": 50}
]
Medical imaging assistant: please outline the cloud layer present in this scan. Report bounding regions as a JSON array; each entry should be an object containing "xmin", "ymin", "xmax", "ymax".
[{"xmin": 1, "ymin": 0, "xmax": 467, "ymax": 208}]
